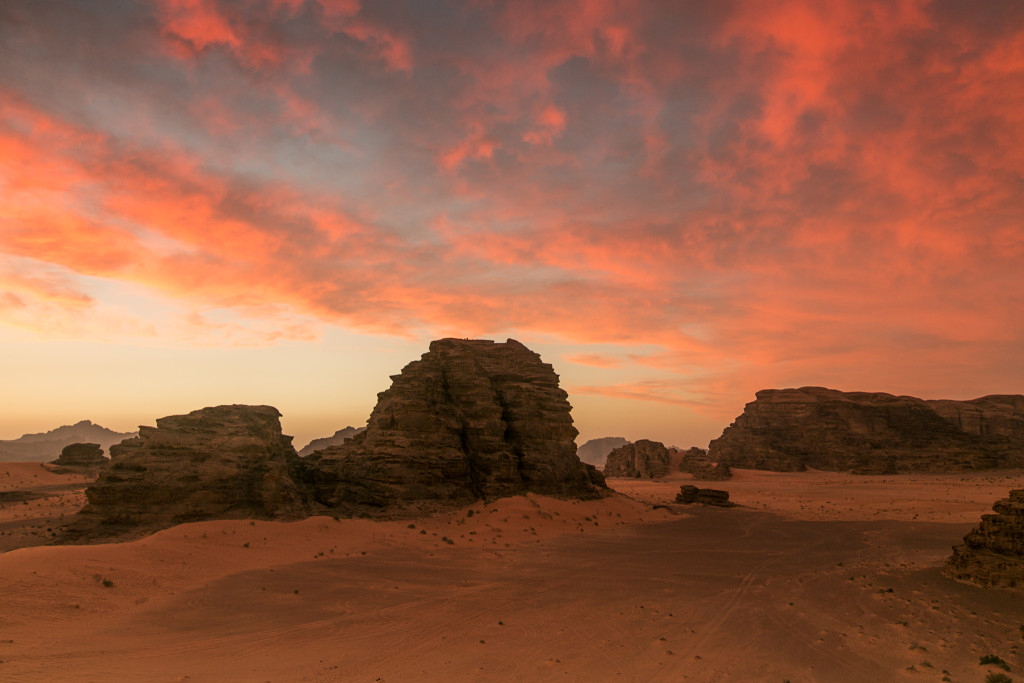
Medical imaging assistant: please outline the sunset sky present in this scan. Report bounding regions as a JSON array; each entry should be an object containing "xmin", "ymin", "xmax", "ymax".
[{"xmin": 1, "ymin": 0, "xmax": 1022, "ymax": 450}]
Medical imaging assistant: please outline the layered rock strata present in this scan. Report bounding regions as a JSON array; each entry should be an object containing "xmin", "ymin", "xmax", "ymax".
[
  {"xmin": 303, "ymin": 339, "xmax": 606, "ymax": 514},
  {"xmin": 51, "ymin": 442, "xmax": 107, "ymax": 468},
  {"xmin": 945, "ymin": 490, "xmax": 1024, "ymax": 589},
  {"xmin": 709, "ymin": 387, "xmax": 1024, "ymax": 473},
  {"xmin": 602, "ymin": 439, "xmax": 671, "ymax": 478},
  {"xmin": 63, "ymin": 405, "xmax": 310, "ymax": 541},
  {"xmin": 675, "ymin": 485, "xmax": 735, "ymax": 507}
]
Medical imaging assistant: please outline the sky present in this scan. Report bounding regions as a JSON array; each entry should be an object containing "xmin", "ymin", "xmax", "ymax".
[{"xmin": 1, "ymin": 0, "xmax": 1023, "ymax": 450}]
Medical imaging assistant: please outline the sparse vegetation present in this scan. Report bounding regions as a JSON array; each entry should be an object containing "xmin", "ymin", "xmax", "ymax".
[
  {"xmin": 981, "ymin": 654, "xmax": 1012, "ymax": 671},
  {"xmin": 985, "ymin": 674, "xmax": 1012, "ymax": 683}
]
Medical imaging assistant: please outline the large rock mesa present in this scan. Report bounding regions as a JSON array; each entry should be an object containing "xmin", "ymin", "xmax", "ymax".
[
  {"xmin": 603, "ymin": 439, "xmax": 672, "ymax": 478},
  {"xmin": 709, "ymin": 387, "xmax": 1024, "ymax": 473},
  {"xmin": 304, "ymin": 338, "xmax": 606, "ymax": 513},
  {"xmin": 63, "ymin": 405, "xmax": 309, "ymax": 541}
]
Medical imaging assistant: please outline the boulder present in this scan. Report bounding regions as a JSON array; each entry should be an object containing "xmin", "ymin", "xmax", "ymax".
[
  {"xmin": 675, "ymin": 485, "xmax": 735, "ymax": 507},
  {"xmin": 62, "ymin": 405, "xmax": 310, "ymax": 541},
  {"xmin": 303, "ymin": 338, "xmax": 605, "ymax": 514},
  {"xmin": 945, "ymin": 489, "xmax": 1024, "ymax": 589},
  {"xmin": 50, "ymin": 442, "xmax": 106, "ymax": 468},
  {"xmin": 577, "ymin": 437, "xmax": 630, "ymax": 467},
  {"xmin": 603, "ymin": 439, "xmax": 671, "ymax": 478},
  {"xmin": 709, "ymin": 387, "xmax": 1024, "ymax": 473}
]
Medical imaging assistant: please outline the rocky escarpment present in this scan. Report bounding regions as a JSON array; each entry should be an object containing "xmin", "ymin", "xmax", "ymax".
[
  {"xmin": 945, "ymin": 490, "xmax": 1024, "ymax": 589},
  {"xmin": 302, "ymin": 339, "xmax": 605, "ymax": 514},
  {"xmin": 603, "ymin": 439, "xmax": 671, "ymax": 478},
  {"xmin": 297, "ymin": 426, "xmax": 365, "ymax": 457},
  {"xmin": 1, "ymin": 420, "xmax": 136, "ymax": 462},
  {"xmin": 709, "ymin": 387, "xmax": 1024, "ymax": 473},
  {"xmin": 49, "ymin": 443, "xmax": 107, "ymax": 468},
  {"xmin": 577, "ymin": 437, "xmax": 630, "ymax": 467},
  {"xmin": 62, "ymin": 405, "xmax": 310, "ymax": 541}
]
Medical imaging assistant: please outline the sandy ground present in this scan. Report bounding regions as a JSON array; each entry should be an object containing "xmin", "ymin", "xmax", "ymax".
[{"xmin": 1, "ymin": 466, "xmax": 1022, "ymax": 682}]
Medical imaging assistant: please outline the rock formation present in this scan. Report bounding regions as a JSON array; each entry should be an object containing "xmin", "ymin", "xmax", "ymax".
[
  {"xmin": 50, "ymin": 443, "xmax": 107, "ymax": 468},
  {"xmin": 675, "ymin": 485, "xmax": 735, "ymax": 507},
  {"xmin": 62, "ymin": 405, "xmax": 310, "ymax": 541},
  {"xmin": 709, "ymin": 387, "xmax": 1024, "ymax": 473},
  {"xmin": 0, "ymin": 420, "xmax": 136, "ymax": 462},
  {"xmin": 297, "ymin": 426, "xmax": 366, "ymax": 457},
  {"xmin": 577, "ymin": 437, "xmax": 630, "ymax": 467},
  {"xmin": 603, "ymin": 439, "xmax": 672, "ymax": 478},
  {"xmin": 679, "ymin": 446, "xmax": 732, "ymax": 481},
  {"xmin": 945, "ymin": 490, "xmax": 1024, "ymax": 589},
  {"xmin": 302, "ymin": 339, "xmax": 606, "ymax": 514}
]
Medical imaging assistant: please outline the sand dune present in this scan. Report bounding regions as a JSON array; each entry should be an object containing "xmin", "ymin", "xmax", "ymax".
[{"xmin": 1, "ymin": 467, "xmax": 1022, "ymax": 681}]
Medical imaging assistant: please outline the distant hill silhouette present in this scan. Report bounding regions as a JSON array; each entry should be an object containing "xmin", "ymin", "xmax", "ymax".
[
  {"xmin": 0, "ymin": 420, "xmax": 136, "ymax": 462},
  {"xmin": 576, "ymin": 437, "xmax": 630, "ymax": 467},
  {"xmin": 297, "ymin": 426, "xmax": 366, "ymax": 457}
]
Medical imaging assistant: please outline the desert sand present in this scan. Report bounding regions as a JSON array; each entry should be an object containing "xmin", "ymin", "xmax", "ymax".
[{"xmin": 1, "ymin": 465, "xmax": 1022, "ymax": 682}]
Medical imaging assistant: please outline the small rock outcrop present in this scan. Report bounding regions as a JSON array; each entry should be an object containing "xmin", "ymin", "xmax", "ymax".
[
  {"xmin": 577, "ymin": 437, "xmax": 630, "ymax": 467},
  {"xmin": 297, "ymin": 426, "xmax": 366, "ymax": 457},
  {"xmin": 709, "ymin": 387, "xmax": 1024, "ymax": 473},
  {"xmin": 945, "ymin": 490, "xmax": 1024, "ymax": 589},
  {"xmin": 303, "ymin": 339, "xmax": 605, "ymax": 514},
  {"xmin": 50, "ymin": 442, "xmax": 107, "ymax": 468},
  {"xmin": 62, "ymin": 405, "xmax": 310, "ymax": 541},
  {"xmin": 603, "ymin": 439, "xmax": 671, "ymax": 478},
  {"xmin": 675, "ymin": 485, "xmax": 735, "ymax": 507},
  {"xmin": 679, "ymin": 446, "xmax": 732, "ymax": 481}
]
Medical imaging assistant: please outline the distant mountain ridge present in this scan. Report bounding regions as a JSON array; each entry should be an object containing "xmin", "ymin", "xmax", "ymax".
[
  {"xmin": 576, "ymin": 437, "xmax": 630, "ymax": 467},
  {"xmin": 0, "ymin": 420, "xmax": 137, "ymax": 462},
  {"xmin": 297, "ymin": 426, "xmax": 366, "ymax": 457}
]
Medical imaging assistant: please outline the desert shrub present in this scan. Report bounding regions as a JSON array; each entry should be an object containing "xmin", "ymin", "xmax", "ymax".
[
  {"xmin": 981, "ymin": 654, "xmax": 1011, "ymax": 671},
  {"xmin": 985, "ymin": 673, "xmax": 1012, "ymax": 683}
]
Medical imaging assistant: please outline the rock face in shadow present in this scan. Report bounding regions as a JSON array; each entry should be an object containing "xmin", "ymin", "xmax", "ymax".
[
  {"xmin": 945, "ymin": 490, "xmax": 1024, "ymax": 589},
  {"xmin": 303, "ymin": 339, "xmax": 605, "ymax": 514},
  {"xmin": 50, "ymin": 443, "xmax": 107, "ymax": 468},
  {"xmin": 297, "ymin": 426, "xmax": 366, "ymax": 457},
  {"xmin": 709, "ymin": 387, "xmax": 1024, "ymax": 473},
  {"xmin": 603, "ymin": 439, "xmax": 671, "ymax": 478},
  {"xmin": 577, "ymin": 437, "xmax": 630, "ymax": 467},
  {"xmin": 62, "ymin": 405, "xmax": 310, "ymax": 541},
  {"xmin": 679, "ymin": 446, "xmax": 732, "ymax": 481}
]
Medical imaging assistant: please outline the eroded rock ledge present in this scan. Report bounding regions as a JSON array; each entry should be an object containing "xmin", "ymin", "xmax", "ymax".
[{"xmin": 945, "ymin": 489, "xmax": 1024, "ymax": 590}]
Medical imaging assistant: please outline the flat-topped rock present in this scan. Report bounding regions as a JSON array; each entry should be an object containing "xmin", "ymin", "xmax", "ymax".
[
  {"xmin": 709, "ymin": 387, "xmax": 1024, "ymax": 473},
  {"xmin": 945, "ymin": 489, "xmax": 1024, "ymax": 589},
  {"xmin": 577, "ymin": 437, "xmax": 630, "ymax": 467},
  {"xmin": 675, "ymin": 485, "xmax": 735, "ymax": 507},
  {"xmin": 679, "ymin": 446, "xmax": 732, "ymax": 481},
  {"xmin": 304, "ymin": 339, "xmax": 605, "ymax": 514},
  {"xmin": 62, "ymin": 405, "xmax": 309, "ymax": 541},
  {"xmin": 50, "ymin": 442, "xmax": 106, "ymax": 468},
  {"xmin": 603, "ymin": 439, "xmax": 672, "ymax": 478}
]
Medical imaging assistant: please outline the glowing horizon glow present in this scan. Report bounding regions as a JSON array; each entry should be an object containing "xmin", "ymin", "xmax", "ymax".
[{"xmin": 2, "ymin": 1, "xmax": 1022, "ymax": 450}]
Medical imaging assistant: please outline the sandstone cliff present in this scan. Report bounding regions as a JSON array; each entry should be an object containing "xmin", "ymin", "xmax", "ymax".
[
  {"xmin": 945, "ymin": 490, "xmax": 1024, "ymax": 590},
  {"xmin": 603, "ymin": 439, "xmax": 671, "ymax": 478},
  {"xmin": 679, "ymin": 446, "xmax": 732, "ymax": 481},
  {"xmin": 303, "ymin": 338, "xmax": 605, "ymax": 514},
  {"xmin": 62, "ymin": 405, "xmax": 310, "ymax": 541},
  {"xmin": 709, "ymin": 387, "xmax": 1024, "ymax": 473},
  {"xmin": 577, "ymin": 437, "xmax": 630, "ymax": 467}
]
